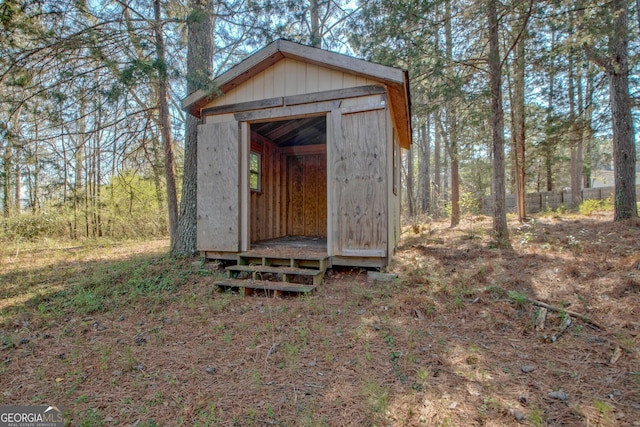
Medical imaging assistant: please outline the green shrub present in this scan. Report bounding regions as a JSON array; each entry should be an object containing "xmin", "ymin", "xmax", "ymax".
[
  {"xmin": 579, "ymin": 198, "xmax": 613, "ymax": 215},
  {"xmin": 0, "ymin": 170, "xmax": 168, "ymax": 241},
  {"xmin": 0, "ymin": 211, "xmax": 67, "ymax": 240}
]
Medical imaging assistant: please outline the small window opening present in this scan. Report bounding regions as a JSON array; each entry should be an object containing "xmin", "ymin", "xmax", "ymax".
[{"xmin": 250, "ymin": 152, "xmax": 261, "ymax": 191}]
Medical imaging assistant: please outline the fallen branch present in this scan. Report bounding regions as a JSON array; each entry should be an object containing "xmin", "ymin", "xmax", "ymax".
[
  {"xmin": 535, "ymin": 307, "xmax": 548, "ymax": 331},
  {"xmin": 551, "ymin": 314, "xmax": 572, "ymax": 342},
  {"xmin": 526, "ymin": 298, "xmax": 603, "ymax": 330}
]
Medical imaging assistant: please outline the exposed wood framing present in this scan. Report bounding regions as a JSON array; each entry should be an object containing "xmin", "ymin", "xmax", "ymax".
[
  {"xmin": 235, "ymin": 100, "xmax": 341, "ymax": 122},
  {"xmin": 202, "ymin": 97, "xmax": 283, "ymax": 116},
  {"xmin": 284, "ymin": 85, "xmax": 385, "ymax": 106}
]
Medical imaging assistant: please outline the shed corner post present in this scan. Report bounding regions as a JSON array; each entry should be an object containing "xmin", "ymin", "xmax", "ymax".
[{"xmin": 240, "ymin": 121, "xmax": 250, "ymax": 252}]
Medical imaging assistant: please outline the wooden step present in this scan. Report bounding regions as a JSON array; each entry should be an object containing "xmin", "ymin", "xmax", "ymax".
[
  {"xmin": 227, "ymin": 265, "xmax": 325, "ymax": 286},
  {"xmin": 214, "ymin": 279, "xmax": 316, "ymax": 296},
  {"xmin": 226, "ymin": 265, "xmax": 324, "ymax": 285},
  {"xmin": 227, "ymin": 265, "xmax": 323, "ymax": 276},
  {"xmin": 237, "ymin": 253, "xmax": 330, "ymax": 270}
]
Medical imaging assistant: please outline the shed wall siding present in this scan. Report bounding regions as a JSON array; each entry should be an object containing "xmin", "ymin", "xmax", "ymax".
[
  {"xmin": 204, "ymin": 58, "xmax": 379, "ymax": 109},
  {"xmin": 197, "ymin": 122, "xmax": 240, "ymax": 252}
]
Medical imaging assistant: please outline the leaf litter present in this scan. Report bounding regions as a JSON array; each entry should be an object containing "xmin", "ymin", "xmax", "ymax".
[{"xmin": 0, "ymin": 213, "xmax": 638, "ymax": 426}]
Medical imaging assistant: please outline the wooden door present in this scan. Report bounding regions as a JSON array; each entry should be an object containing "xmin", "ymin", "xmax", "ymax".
[
  {"xmin": 197, "ymin": 121, "xmax": 240, "ymax": 251},
  {"xmin": 330, "ymin": 109, "xmax": 387, "ymax": 255},
  {"xmin": 287, "ymin": 154, "xmax": 327, "ymax": 237}
]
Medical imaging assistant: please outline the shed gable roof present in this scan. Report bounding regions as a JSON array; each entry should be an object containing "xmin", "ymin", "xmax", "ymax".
[{"xmin": 182, "ymin": 40, "xmax": 412, "ymax": 148}]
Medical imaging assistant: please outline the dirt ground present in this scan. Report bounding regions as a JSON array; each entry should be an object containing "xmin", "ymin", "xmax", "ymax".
[{"xmin": 1, "ymin": 212, "xmax": 639, "ymax": 426}]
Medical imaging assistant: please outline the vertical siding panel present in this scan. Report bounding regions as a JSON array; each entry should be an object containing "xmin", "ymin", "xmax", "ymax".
[
  {"xmin": 294, "ymin": 60, "xmax": 307, "ymax": 95},
  {"xmin": 263, "ymin": 67, "xmax": 275, "ymax": 98},
  {"xmin": 355, "ymin": 75, "xmax": 368, "ymax": 86},
  {"xmin": 280, "ymin": 152, "xmax": 287, "ymax": 236},
  {"xmin": 317, "ymin": 68, "xmax": 332, "ymax": 91},
  {"xmin": 318, "ymin": 152, "xmax": 328, "ymax": 237},
  {"xmin": 330, "ymin": 70, "xmax": 344, "ymax": 90},
  {"xmin": 343, "ymin": 73, "xmax": 358, "ymax": 89},
  {"xmin": 266, "ymin": 141, "xmax": 275, "ymax": 239},
  {"xmin": 304, "ymin": 156, "xmax": 318, "ymax": 235},
  {"xmin": 252, "ymin": 72, "xmax": 265, "ymax": 100},
  {"xmin": 306, "ymin": 63, "xmax": 320, "ymax": 92},
  {"xmin": 274, "ymin": 150, "xmax": 282, "ymax": 237},
  {"xmin": 271, "ymin": 60, "xmax": 286, "ymax": 97},
  {"xmin": 234, "ymin": 80, "xmax": 253, "ymax": 102},
  {"xmin": 197, "ymin": 122, "xmax": 240, "ymax": 252}
]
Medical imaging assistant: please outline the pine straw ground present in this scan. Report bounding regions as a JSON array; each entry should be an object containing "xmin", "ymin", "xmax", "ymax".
[{"xmin": 1, "ymin": 212, "xmax": 639, "ymax": 426}]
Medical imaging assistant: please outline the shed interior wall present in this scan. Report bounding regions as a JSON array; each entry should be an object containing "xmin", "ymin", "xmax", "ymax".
[{"xmin": 249, "ymin": 121, "xmax": 327, "ymax": 243}]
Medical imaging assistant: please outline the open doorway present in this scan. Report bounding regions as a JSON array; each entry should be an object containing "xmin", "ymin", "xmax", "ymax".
[{"xmin": 248, "ymin": 116, "xmax": 327, "ymax": 246}]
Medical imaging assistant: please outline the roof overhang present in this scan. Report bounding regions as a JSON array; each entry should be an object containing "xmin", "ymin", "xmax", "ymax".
[{"xmin": 182, "ymin": 40, "xmax": 412, "ymax": 148}]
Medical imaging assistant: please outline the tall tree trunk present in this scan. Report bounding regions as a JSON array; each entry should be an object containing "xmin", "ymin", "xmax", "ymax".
[
  {"xmin": 544, "ymin": 31, "xmax": 556, "ymax": 192},
  {"xmin": 172, "ymin": 0, "xmax": 214, "ymax": 256},
  {"xmin": 407, "ymin": 146, "xmax": 415, "ymax": 217},
  {"xmin": 433, "ymin": 110, "xmax": 442, "ymax": 219},
  {"xmin": 3, "ymin": 141, "xmax": 11, "ymax": 217},
  {"xmin": 31, "ymin": 136, "xmax": 40, "ymax": 214},
  {"xmin": 442, "ymin": 130, "xmax": 449, "ymax": 203},
  {"xmin": 513, "ymin": 5, "xmax": 526, "ymax": 222},
  {"xmin": 487, "ymin": 0, "xmax": 509, "ymax": 244},
  {"xmin": 421, "ymin": 117, "xmax": 431, "ymax": 214},
  {"xmin": 84, "ymin": 142, "xmax": 90, "ymax": 238},
  {"xmin": 583, "ymin": 63, "xmax": 595, "ymax": 188},
  {"xmin": 568, "ymin": 43, "xmax": 582, "ymax": 209},
  {"xmin": 582, "ymin": 0, "xmax": 637, "ymax": 219},
  {"xmin": 608, "ymin": 0, "xmax": 637, "ymax": 220},
  {"xmin": 153, "ymin": 0, "xmax": 179, "ymax": 243},
  {"xmin": 310, "ymin": 0, "xmax": 321, "ymax": 48},
  {"xmin": 96, "ymin": 120, "xmax": 102, "ymax": 237},
  {"xmin": 14, "ymin": 144, "xmax": 21, "ymax": 214},
  {"xmin": 445, "ymin": 0, "xmax": 460, "ymax": 227}
]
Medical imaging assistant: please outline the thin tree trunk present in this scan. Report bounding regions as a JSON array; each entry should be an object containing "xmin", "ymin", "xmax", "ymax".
[
  {"xmin": 310, "ymin": 0, "xmax": 321, "ymax": 48},
  {"xmin": 172, "ymin": 0, "xmax": 214, "ymax": 256},
  {"xmin": 153, "ymin": 0, "xmax": 179, "ymax": 242},
  {"xmin": 73, "ymin": 109, "xmax": 85, "ymax": 240},
  {"xmin": 442, "ymin": 131, "xmax": 449, "ymax": 203},
  {"xmin": 3, "ymin": 139, "xmax": 12, "ymax": 217},
  {"xmin": 84, "ymin": 141, "xmax": 90, "ymax": 238},
  {"xmin": 583, "ymin": 63, "xmax": 595, "ymax": 188},
  {"xmin": 32, "ymin": 135, "xmax": 40, "ymax": 214},
  {"xmin": 407, "ymin": 146, "xmax": 415, "ymax": 217},
  {"xmin": 433, "ymin": 110, "xmax": 442, "ymax": 220},
  {"xmin": 96, "ymin": 121, "xmax": 102, "ymax": 237},
  {"xmin": 487, "ymin": 0, "xmax": 509, "ymax": 244},
  {"xmin": 445, "ymin": 0, "xmax": 459, "ymax": 227},
  {"xmin": 14, "ymin": 145, "xmax": 21, "ymax": 214},
  {"xmin": 513, "ymin": 4, "xmax": 526, "ymax": 222},
  {"xmin": 545, "ymin": 31, "xmax": 556, "ymax": 192},
  {"xmin": 421, "ymin": 117, "xmax": 431, "ymax": 214},
  {"xmin": 568, "ymin": 14, "xmax": 583, "ymax": 210}
]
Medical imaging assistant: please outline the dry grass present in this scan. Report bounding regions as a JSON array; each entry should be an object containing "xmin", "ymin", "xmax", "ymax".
[{"xmin": 1, "ymin": 213, "xmax": 639, "ymax": 426}]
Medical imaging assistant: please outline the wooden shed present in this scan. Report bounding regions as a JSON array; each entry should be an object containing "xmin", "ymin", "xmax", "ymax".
[{"xmin": 182, "ymin": 40, "xmax": 411, "ymax": 273}]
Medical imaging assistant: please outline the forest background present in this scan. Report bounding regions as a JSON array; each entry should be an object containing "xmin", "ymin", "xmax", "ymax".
[{"xmin": 1, "ymin": 0, "xmax": 638, "ymax": 249}]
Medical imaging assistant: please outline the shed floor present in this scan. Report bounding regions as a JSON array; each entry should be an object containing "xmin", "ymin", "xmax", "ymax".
[{"xmin": 246, "ymin": 236, "xmax": 327, "ymax": 258}]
